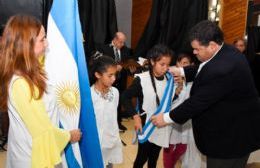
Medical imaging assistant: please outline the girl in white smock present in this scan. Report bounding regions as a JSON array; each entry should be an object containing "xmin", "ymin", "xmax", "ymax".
[
  {"xmin": 90, "ymin": 55, "xmax": 123, "ymax": 168},
  {"xmin": 122, "ymin": 44, "xmax": 175, "ymax": 168},
  {"xmin": 164, "ymin": 54, "xmax": 205, "ymax": 168}
]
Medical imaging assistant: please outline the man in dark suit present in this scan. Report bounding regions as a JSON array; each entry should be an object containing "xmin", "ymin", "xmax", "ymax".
[
  {"xmin": 151, "ymin": 20, "xmax": 260, "ymax": 168},
  {"xmin": 97, "ymin": 32, "xmax": 132, "ymax": 63},
  {"xmin": 96, "ymin": 32, "xmax": 135, "ymax": 132}
]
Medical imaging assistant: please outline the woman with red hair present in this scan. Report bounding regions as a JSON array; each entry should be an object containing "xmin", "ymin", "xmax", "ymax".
[{"xmin": 0, "ymin": 14, "xmax": 81, "ymax": 168}]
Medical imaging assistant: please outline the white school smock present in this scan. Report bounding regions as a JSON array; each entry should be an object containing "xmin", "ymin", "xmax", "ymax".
[
  {"xmin": 136, "ymin": 71, "xmax": 174, "ymax": 148},
  {"xmin": 169, "ymin": 82, "xmax": 193, "ymax": 144},
  {"xmin": 91, "ymin": 86, "xmax": 123, "ymax": 166}
]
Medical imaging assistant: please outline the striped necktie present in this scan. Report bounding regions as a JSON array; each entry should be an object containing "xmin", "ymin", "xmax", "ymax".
[{"xmin": 114, "ymin": 48, "xmax": 120, "ymax": 62}]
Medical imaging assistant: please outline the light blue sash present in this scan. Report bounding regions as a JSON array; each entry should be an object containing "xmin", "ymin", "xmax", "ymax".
[{"xmin": 138, "ymin": 72, "xmax": 175, "ymax": 143}]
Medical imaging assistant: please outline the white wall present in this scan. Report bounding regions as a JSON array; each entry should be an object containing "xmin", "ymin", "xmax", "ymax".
[{"xmin": 115, "ymin": 0, "xmax": 132, "ymax": 47}]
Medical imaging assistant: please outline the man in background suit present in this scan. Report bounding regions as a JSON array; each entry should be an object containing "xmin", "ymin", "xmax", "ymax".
[
  {"xmin": 97, "ymin": 32, "xmax": 132, "ymax": 63},
  {"xmin": 97, "ymin": 32, "xmax": 135, "ymax": 132},
  {"xmin": 151, "ymin": 20, "xmax": 260, "ymax": 168}
]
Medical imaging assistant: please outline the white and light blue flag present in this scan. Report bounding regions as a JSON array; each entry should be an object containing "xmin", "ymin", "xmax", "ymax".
[{"xmin": 44, "ymin": 0, "xmax": 103, "ymax": 167}]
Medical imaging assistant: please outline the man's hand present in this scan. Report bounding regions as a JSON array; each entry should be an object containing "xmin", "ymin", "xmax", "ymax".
[
  {"xmin": 150, "ymin": 113, "xmax": 167, "ymax": 128},
  {"xmin": 169, "ymin": 66, "xmax": 181, "ymax": 75},
  {"xmin": 169, "ymin": 66, "xmax": 183, "ymax": 83}
]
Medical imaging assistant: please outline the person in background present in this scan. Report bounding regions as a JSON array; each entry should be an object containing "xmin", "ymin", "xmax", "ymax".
[
  {"xmin": 151, "ymin": 20, "xmax": 260, "ymax": 168},
  {"xmin": 164, "ymin": 53, "xmax": 205, "ymax": 168},
  {"xmin": 97, "ymin": 32, "xmax": 135, "ymax": 132},
  {"xmin": 163, "ymin": 53, "xmax": 193, "ymax": 168},
  {"xmin": 90, "ymin": 55, "xmax": 123, "ymax": 168},
  {"xmin": 0, "ymin": 14, "xmax": 81, "ymax": 168},
  {"xmin": 233, "ymin": 38, "xmax": 246, "ymax": 54},
  {"xmin": 122, "ymin": 44, "xmax": 174, "ymax": 168}
]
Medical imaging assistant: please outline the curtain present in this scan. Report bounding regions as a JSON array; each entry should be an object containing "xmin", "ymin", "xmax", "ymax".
[
  {"xmin": 134, "ymin": 0, "xmax": 208, "ymax": 58},
  {"xmin": 42, "ymin": 0, "xmax": 53, "ymax": 29},
  {"xmin": 247, "ymin": 26, "xmax": 260, "ymax": 96},
  {"xmin": 78, "ymin": 0, "xmax": 118, "ymax": 58},
  {"xmin": 0, "ymin": 0, "xmax": 52, "ymax": 33},
  {"xmin": 247, "ymin": 26, "xmax": 260, "ymax": 62},
  {"xmin": 0, "ymin": 0, "xmax": 118, "ymax": 62}
]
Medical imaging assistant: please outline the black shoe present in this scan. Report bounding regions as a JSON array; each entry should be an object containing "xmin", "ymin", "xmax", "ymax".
[
  {"xmin": 0, "ymin": 136, "xmax": 7, "ymax": 151},
  {"xmin": 118, "ymin": 123, "xmax": 127, "ymax": 132}
]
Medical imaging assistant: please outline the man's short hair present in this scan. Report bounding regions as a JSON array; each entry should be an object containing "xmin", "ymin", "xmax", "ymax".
[
  {"xmin": 189, "ymin": 20, "xmax": 224, "ymax": 46},
  {"xmin": 114, "ymin": 32, "xmax": 125, "ymax": 40}
]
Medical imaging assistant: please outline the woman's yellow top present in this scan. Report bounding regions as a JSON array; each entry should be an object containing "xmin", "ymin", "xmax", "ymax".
[{"xmin": 11, "ymin": 78, "xmax": 70, "ymax": 168}]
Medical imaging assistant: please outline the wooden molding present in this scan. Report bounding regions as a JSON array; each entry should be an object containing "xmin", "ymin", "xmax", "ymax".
[
  {"xmin": 220, "ymin": 0, "xmax": 249, "ymax": 44},
  {"xmin": 131, "ymin": 0, "xmax": 153, "ymax": 49}
]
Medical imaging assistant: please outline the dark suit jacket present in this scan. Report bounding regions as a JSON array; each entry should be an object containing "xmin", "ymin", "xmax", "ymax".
[
  {"xmin": 95, "ymin": 43, "xmax": 134, "ymax": 93},
  {"xmin": 171, "ymin": 44, "xmax": 260, "ymax": 158},
  {"xmin": 96, "ymin": 43, "xmax": 132, "ymax": 62}
]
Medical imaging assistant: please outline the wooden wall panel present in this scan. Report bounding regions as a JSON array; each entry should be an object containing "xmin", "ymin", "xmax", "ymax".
[
  {"xmin": 131, "ymin": 0, "xmax": 152, "ymax": 49},
  {"xmin": 220, "ymin": 0, "xmax": 249, "ymax": 44}
]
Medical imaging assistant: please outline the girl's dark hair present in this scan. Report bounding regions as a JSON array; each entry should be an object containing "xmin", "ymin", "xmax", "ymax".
[
  {"xmin": 146, "ymin": 44, "xmax": 173, "ymax": 106},
  {"xmin": 89, "ymin": 55, "xmax": 117, "ymax": 85},
  {"xmin": 177, "ymin": 53, "xmax": 193, "ymax": 64},
  {"xmin": 147, "ymin": 44, "xmax": 173, "ymax": 62}
]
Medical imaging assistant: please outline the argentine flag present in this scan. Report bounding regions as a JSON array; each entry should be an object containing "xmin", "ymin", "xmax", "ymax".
[{"xmin": 44, "ymin": 0, "xmax": 104, "ymax": 167}]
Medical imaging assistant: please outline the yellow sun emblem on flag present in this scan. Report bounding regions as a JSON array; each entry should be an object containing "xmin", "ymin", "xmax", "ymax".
[{"xmin": 55, "ymin": 82, "xmax": 80, "ymax": 114}]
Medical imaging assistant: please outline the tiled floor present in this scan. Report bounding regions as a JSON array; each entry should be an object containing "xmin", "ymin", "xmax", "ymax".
[
  {"xmin": 0, "ymin": 152, "xmax": 6, "ymax": 168},
  {"xmin": 1, "ymin": 119, "xmax": 260, "ymax": 168},
  {"xmin": 114, "ymin": 119, "xmax": 166, "ymax": 168},
  {"xmin": 115, "ymin": 119, "xmax": 260, "ymax": 168}
]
